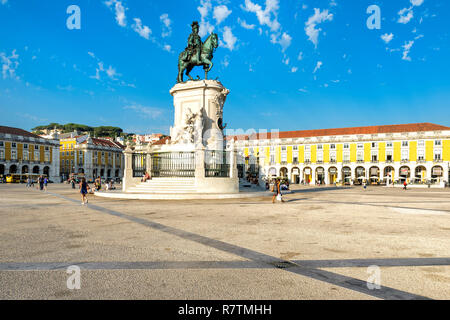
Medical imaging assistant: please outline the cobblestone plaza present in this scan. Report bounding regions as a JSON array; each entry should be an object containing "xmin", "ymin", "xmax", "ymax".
[{"xmin": 1, "ymin": 184, "xmax": 449, "ymax": 299}]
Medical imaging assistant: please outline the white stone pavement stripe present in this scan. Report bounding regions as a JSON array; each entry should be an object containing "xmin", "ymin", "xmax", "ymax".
[
  {"xmin": 292, "ymin": 258, "xmax": 450, "ymax": 268},
  {"xmin": 1, "ymin": 257, "xmax": 449, "ymax": 271},
  {"xmin": 39, "ymin": 191, "xmax": 431, "ymax": 300},
  {"xmin": 0, "ymin": 261, "xmax": 265, "ymax": 270}
]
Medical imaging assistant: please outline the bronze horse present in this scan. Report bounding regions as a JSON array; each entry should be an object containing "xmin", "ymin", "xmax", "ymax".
[{"xmin": 177, "ymin": 33, "xmax": 218, "ymax": 83}]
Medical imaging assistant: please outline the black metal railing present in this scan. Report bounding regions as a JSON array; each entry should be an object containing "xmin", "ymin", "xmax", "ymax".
[
  {"xmin": 132, "ymin": 153, "xmax": 147, "ymax": 177},
  {"xmin": 205, "ymin": 150, "xmax": 230, "ymax": 178},
  {"xmin": 151, "ymin": 152, "xmax": 195, "ymax": 177}
]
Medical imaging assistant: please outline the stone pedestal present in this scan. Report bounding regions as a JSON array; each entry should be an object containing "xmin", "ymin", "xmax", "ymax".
[{"xmin": 170, "ymin": 80, "xmax": 229, "ymax": 151}]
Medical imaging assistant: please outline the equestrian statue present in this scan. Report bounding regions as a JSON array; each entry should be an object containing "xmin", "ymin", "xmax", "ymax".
[{"xmin": 177, "ymin": 21, "xmax": 219, "ymax": 83}]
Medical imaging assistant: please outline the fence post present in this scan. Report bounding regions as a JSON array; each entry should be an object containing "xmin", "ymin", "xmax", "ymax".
[
  {"xmin": 195, "ymin": 148, "xmax": 205, "ymax": 179},
  {"xmin": 122, "ymin": 145, "xmax": 133, "ymax": 191}
]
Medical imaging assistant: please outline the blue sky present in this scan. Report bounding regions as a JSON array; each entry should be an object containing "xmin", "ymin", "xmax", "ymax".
[{"xmin": 0, "ymin": 0, "xmax": 449, "ymax": 134}]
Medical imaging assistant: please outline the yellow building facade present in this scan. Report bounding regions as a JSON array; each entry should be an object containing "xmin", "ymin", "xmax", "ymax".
[
  {"xmin": 233, "ymin": 123, "xmax": 450, "ymax": 186},
  {"xmin": 60, "ymin": 135, "xmax": 124, "ymax": 181},
  {"xmin": 0, "ymin": 126, "xmax": 60, "ymax": 181}
]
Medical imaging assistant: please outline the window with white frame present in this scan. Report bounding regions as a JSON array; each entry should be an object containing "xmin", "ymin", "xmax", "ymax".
[
  {"xmin": 371, "ymin": 151, "xmax": 378, "ymax": 161},
  {"xmin": 343, "ymin": 151, "xmax": 350, "ymax": 161},
  {"xmin": 270, "ymin": 154, "xmax": 275, "ymax": 163},
  {"xmin": 281, "ymin": 146, "xmax": 286, "ymax": 151},
  {"xmin": 386, "ymin": 150, "xmax": 393, "ymax": 161},
  {"xmin": 386, "ymin": 142, "xmax": 393, "ymax": 148},
  {"xmin": 317, "ymin": 144, "xmax": 323, "ymax": 150},
  {"xmin": 305, "ymin": 145, "xmax": 311, "ymax": 151},
  {"xmin": 434, "ymin": 149, "xmax": 442, "ymax": 161},
  {"xmin": 293, "ymin": 145, "xmax": 298, "ymax": 151},
  {"xmin": 417, "ymin": 149, "xmax": 425, "ymax": 161},
  {"xmin": 418, "ymin": 140, "xmax": 424, "ymax": 147},
  {"xmin": 23, "ymin": 144, "xmax": 28, "ymax": 149},
  {"xmin": 343, "ymin": 143, "xmax": 349, "ymax": 149},
  {"xmin": 11, "ymin": 150, "xmax": 17, "ymax": 160},
  {"xmin": 281, "ymin": 153, "xmax": 287, "ymax": 163},
  {"xmin": 402, "ymin": 141, "xmax": 409, "ymax": 147},
  {"xmin": 317, "ymin": 151, "xmax": 323, "ymax": 162},
  {"xmin": 293, "ymin": 152, "xmax": 298, "ymax": 163},
  {"xmin": 434, "ymin": 140, "xmax": 442, "ymax": 147},
  {"xmin": 330, "ymin": 144, "xmax": 336, "ymax": 149},
  {"xmin": 34, "ymin": 151, "xmax": 40, "ymax": 161},
  {"xmin": 305, "ymin": 152, "xmax": 311, "ymax": 161},
  {"xmin": 0, "ymin": 141, "xmax": 3, "ymax": 147},
  {"xmin": 23, "ymin": 150, "xmax": 29, "ymax": 161},
  {"xmin": 357, "ymin": 151, "xmax": 364, "ymax": 161},
  {"xmin": 35, "ymin": 145, "xmax": 39, "ymax": 150},
  {"xmin": 401, "ymin": 150, "xmax": 409, "ymax": 161},
  {"xmin": 371, "ymin": 142, "xmax": 378, "ymax": 148},
  {"xmin": 0, "ymin": 149, "xmax": 4, "ymax": 160},
  {"xmin": 330, "ymin": 151, "xmax": 336, "ymax": 162},
  {"xmin": 45, "ymin": 146, "xmax": 49, "ymax": 151},
  {"xmin": 357, "ymin": 143, "xmax": 364, "ymax": 149},
  {"xmin": 12, "ymin": 142, "xmax": 16, "ymax": 148}
]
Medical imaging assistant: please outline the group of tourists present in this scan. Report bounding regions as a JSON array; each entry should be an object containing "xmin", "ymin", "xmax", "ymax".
[{"xmin": 26, "ymin": 175, "xmax": 48, "ymax": 191}]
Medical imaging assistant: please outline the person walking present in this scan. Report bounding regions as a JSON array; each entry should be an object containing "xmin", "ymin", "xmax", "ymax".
[
  {"xmin": 71, "ymin": 177, "xmax": 76, "ymax": 189},
  {"xmin": 272, "ymin": 178, "xmax": 284, "ymax": 203},
  {"xmin": 79, "ymin": 177, "xmax": 90, "ymax": 205},
  {"xmin": 43, "ymin": 176, "xmax": 48, "ymax": 191},
  {"xmin": 38, "ymin": 175, "xmax": 44, "ymax": 191},
  {"xmin": 403, "ymin": 180, "xmax": 407, "ymax": 190},
  {"xmin": 26, "ymin": 177, "xmax": 31, "ymax": 188}
]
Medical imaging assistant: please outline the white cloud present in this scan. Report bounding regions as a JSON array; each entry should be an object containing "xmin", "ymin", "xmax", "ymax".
[
  {"xmin": 271, "ymin": 32, "xmax": 292, "ymax": 52},
  {"xmin": 105, "ymin": 0, "xmax": 127, "ymax": 27},
  {"xmin": 242, "ymin": 0, "xmax": 281, "ymax": 32},
  {"xmin": 313, "ymin": 61, "xmax": 323, "ymax": 73},
  {"xmin": 238, "ymin": 18, "xmax": 256, "ymax": 30},
  {"xmin": 297, "ymin": 51, "xmax": 303, "ymax": 60},
  {"xmin": 132, "ymin": 18, "xmax": 151, "ymax": 40},
  {"xmin": 106, "ymin": 66, "xmax": 120, "ymax": 79},
  {"xmin": 88, "ymin": 52, "xmax": 121, "ymax": 81},
  {"xmin": 411, "ymin": 0, "xmax": 424, "ymax": 6},
  {"xmin": 198, "ymin": 0, "xmax": 215, "ymax": 37},
  {"xmin": 222, "ymin": 56, "xmax": 230, "ymax": 68},
  {"xmin": 1, "ymin": 0, "xmax": 8, "ymax": 5},
  {"xmin": 221, "ymin": 26, "xmax": 237, "ymax": 51},
  {"xmin": 291, "ymin": 67, "xmax": 298, "ymax": 73},
  {"xmin": 0, "ymin": 49, "xmax": 20, "ymax": 80},
  {"xmin": 381, "ymin": 33, "xmax": 394, "ymax": 44},
  {"xmin": 163, "ymin": 44, "xmax": 172, "ymax": 52},
  {"xmin": 398, "ymin": 7, "xmax": 413, "ymax": 24},
  {"xmin": 213, "ymin": 5, "xmax": 232, "ymax": 25},
  {"xmin": 402, "ymin": 40, "xmax": 414, "ymax": 61},
  {"xmin": 305, "ymin": 8, "xmax": 333, "ymax": 48},
  {"xmin": 298, "ymin": 88, "xmax": 308, "ymax": 93},
  {"xmin": 124, "ymin": 104, "xmax": 163, "ymax": 119},
  {"xmin": 160, "ymin": 13, "xmax": 172, "ymax": 38}
]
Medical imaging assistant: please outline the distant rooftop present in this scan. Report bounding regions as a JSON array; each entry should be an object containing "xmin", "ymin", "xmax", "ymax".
[{"xmin": 228, "ymin": 123, "xmax": 450, "ymax": 141}]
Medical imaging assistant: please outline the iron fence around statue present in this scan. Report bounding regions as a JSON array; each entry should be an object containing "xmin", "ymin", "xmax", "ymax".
[
  {"xmin": 205, "ymin": 150, "xmax": 230, "ymax": 178},
  {"xmin": 132, "ymin": 153, "xmax": 147, "ymax": 177},
  {"xmin": 151, "ymin": 152, "xmax": 195, "ymax": 177}
]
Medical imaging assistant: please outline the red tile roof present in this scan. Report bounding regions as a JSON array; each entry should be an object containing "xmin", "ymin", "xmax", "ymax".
[
  {"xmin": 80, "ymin": 137, "xmax": 125, "ymax": 149},
  {"xmin": 0, "ymin": 126, "xmax": 42, "ymax": 139},
  {"xmin": 227, "ymin": 123, "xmax": 450, "ymax": 141},
  {"xmin": 151, "ymin": 136, "xmax": 171, "ymax": 145}
]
